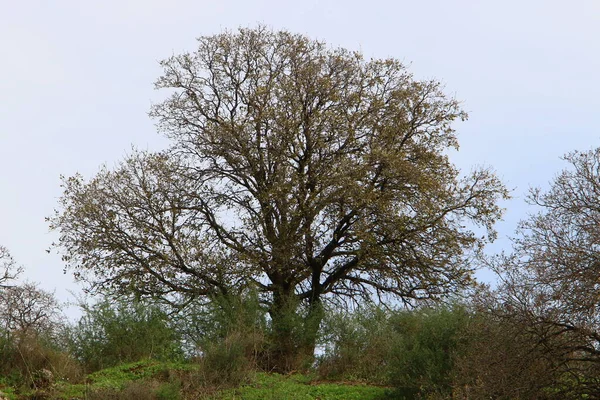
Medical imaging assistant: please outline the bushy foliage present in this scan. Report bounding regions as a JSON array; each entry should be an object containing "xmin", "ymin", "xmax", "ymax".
[
  {"xmin": 67, "ymin": 299, "xmax": 183, "ymax": 372},
  {"xmin": 387, "ymin": 306, "xmax": 469, "ymax": 399},
  {"xmin": 177, "ymin": 292, "xmax": 267, "ymax": 362},
  {"xmin": 177, "ymin": 290, "xmax": 328, "ymax": 374},
  {"xmin": 180, "ymin": 293, "xmax": 266, "ymax": 352},
  {"xmin": 318, "ymin": 305, "xmax": 397, "ymax": 383},
  {"xmin": 318, "ymin": 303, "xmax": 469, "ymax": 398}
]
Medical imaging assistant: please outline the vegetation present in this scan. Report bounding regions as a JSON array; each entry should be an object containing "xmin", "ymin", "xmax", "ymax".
[
  {"xmin": 48, "ymin": 25, "xmax": 508, "ymax": 372},
  {"xmin": 465, "ymin": 148, "xmax": 600, "ymax": 397},
  {"xmin": 0, "ymin": 246, "xmax": 21, "ymax": 288},
  {"xmin": 3, "ymin": 25, "xmax": 600, "ymax": 398},
  {"xmin": 66, "ymin": 299, "xmax": 184, "ymax": 372},
  {"xmin": 216, "ymin": 373, "xmax": 389, "ymax": 400}
]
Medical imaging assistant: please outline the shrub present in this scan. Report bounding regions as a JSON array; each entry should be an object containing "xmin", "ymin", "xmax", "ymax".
[
  {"xmin": 200, "ymin": 331, "xmax": 254, "ymax": 387},
  {"xmin": 178, "ymin": 291, "xmax": 268, "ymax": 366},
  {"xmin": 451, "ymin": 306, "xmax": 586, "ymax": 399},
  {"xmin": 318, "ymin": 305, "xmax": 397, "ymax": 383},
  {"xmin": 67, "ymin": 299, "xmax": 183, "ymax": 372},
  {"xmin": 387, "ymin": 305, "xmax": 469, "ymax": 399},
  {"xmin": 0, "ymin": 328, "xmax": 82, "ymax": 389},
  {"xmin": 155, "ymin": 381, "xmax": 182, "ymax": 400},
  {"xmin": 318, "ymin": 303, "xmax": 470, "ymax": 398}
]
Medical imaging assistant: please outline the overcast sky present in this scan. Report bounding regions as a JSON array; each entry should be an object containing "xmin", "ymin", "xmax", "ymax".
[{"xmin": 1, "ymin": 0, "xmax": 599, "ymax": 311}]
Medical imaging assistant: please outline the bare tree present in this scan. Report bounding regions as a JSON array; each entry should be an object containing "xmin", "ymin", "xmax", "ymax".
[
  {"xmin": 453, "ymin": 284, "xmax": 589, "ymax": 399},
  {"xmin": 49, "ymin": 26, "xmax": 508, "ymax": 371},
  {"xmin": 0, "ymin": 283, "xmax": 63, "ymax": 338},
  {"xmin": 0, "ymin": 246, "xmax": 22, "ymax": 288},
  {"xmin": 469, "ymin": 148, "xmax": 600, "ymax": 397},
  {"xmin": 0, "ymin": 247, "xmax": 62, "ymax": 339}
]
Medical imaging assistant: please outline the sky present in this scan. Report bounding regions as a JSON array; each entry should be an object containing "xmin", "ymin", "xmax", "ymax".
[{"xmin": 1, "ymin": 0, "xmax": 600, "ymax": 314}]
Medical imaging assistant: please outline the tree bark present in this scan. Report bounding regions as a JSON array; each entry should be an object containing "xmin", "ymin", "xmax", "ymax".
[{"xmin": 266, "ymin": 286, "xmax": 323, "ymax": 372}]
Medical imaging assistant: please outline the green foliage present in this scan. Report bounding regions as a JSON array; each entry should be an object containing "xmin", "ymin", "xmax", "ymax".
[
  {"xmin": 179, "ymin": 292, "xmax": 268, "ymax": 364},
  {"xmin": 67, "ymin": 299, "xmax": 183, "ymax": 372},
  {"xmin": 51, "ymin": 360, "xmax": 196, "ymax": 399},
  {"xmin": 86, "ymin": 360, "xmax": 188, "ymax": 386},
  {"xmin": 155, "ymin": 381, "xmax": 182, "ymax": 400},
  {"xmin": 49, "ymin": 363, "xmax": 388, "ymax": 400},
  {"xmin": 265, "ymin": 295, "xmax": 325, "ymax": 372},
  {"xmin": 318, "ymin": 305, "xmax": 397, "ymax": 383},
  {"xmin": 182, "ymin": 292, "xmax": 267, "ymax": 351},
  {"xmin": 200, "ymin": 332, "xmax": 254, "ymax": 387},
  {"xmin": 318, "ymin": 303, "xmax": 469, "ymax": 398},
  {"xmin": 86, "ymin": 380, "xmax": 160, "ymax": 400},
  {"xmin": 387, "ymin": 306, "xmax": 469, "ymax": 399}
]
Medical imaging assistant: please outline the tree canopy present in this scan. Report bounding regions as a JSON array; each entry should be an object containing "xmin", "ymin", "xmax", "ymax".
[{"xmin": 49, "ymin": 26, "xmax": 508, "ymax": 370}]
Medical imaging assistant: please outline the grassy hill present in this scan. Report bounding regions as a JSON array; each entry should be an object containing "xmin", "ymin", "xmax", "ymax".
[{"xmin": 0, "ymin": 359, "xmax": 392, "ymax": 400}]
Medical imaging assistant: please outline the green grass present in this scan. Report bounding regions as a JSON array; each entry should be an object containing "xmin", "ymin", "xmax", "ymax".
[
  {"xmin": 0, "ymin": 387, "xmax": 18, "ymax": 400},
  {"xmin": 50, "ymin": 359, "xmax": 198, "ymax": 399},
  {"xmin": 86, "ymin": 359, "xmax": 196, "ymax": 386},
  {"xmin": 214, "ymin": 372, "xmax": 391, "ymax": 400},
  {"xmin": 2, "ymin": 360, "xmax": 390, "ymax": 399}
]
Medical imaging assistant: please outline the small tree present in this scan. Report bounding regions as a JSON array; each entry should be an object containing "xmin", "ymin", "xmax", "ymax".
[
  {"xmin": 49, "ymin": 26, "xmax": 508, "ymax": 371},
  {"xmin": 0, "ymin": 251, "xmax": 77, "ymax": 387},
  {"xmin": 0, "ymin": 248, "xmax": 62, "ymax": 340},
  {"xmin": 0, "ymin": 282, "xmax": 63, "ymax": 342}
]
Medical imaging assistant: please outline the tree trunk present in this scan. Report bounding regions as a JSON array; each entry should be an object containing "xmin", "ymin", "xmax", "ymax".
[
  {"xmin": 266, "ymin": 287, "xmax": 324, "ymax": 372},
  {"xmin": 300, "ymin": 297, "xmax": 324, "ymax": 362}
]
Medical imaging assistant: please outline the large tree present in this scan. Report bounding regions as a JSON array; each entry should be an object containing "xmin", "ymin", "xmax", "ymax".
[{"xmin": 49, "ymin": 26, "xmax": 508, "ymax": 370}]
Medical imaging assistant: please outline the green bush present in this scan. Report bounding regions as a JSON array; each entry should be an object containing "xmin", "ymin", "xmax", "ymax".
[
  {"xmin": 318, "ymin": 305, "xmax": 397, "ymax": 383},
  {"xmin": 387, "ymin": 306, "xmax": 469, "ymax": 399},
  {"xmin": 67, "ymin": 299, "xmax": 183, "ymax": 372},
  {"xmin": 178, "ymin": 292, "xmax": 268, "ymax": 364},
  {"xmin": 155, "ymin": 381, "xmax": 182, "ymax": 400},
  {"xmin": 318, "ymin": 303, "xmax": 470, "ymax": 398},
  {"xmin": 179, "ymin": 291, "xmax": 331, "ymax": 373},
  {"xmin": 200, "ymin": 331, "xmax": 254, "ymax": 387}
]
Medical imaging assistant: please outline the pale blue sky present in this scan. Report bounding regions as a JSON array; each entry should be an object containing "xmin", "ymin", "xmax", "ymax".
[{"xmin": 2, "ymin": 0, "xmax": 599, "ymax": 309}]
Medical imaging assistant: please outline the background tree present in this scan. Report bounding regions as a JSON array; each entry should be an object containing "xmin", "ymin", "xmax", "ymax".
[
  {"xmin": 0, "ymin": 245, "xmax": 22, "ymax": 288},
  {"xmin": 49, "ymin": 26, "xmax": 508, "ymax": 371},
  {"xmin": 452, "ymin": 285, "xmax": 576, "ymax": 399},
  {"xmin": 470, "ymin": 148, "xmax": 600, "ymax": 397},
  {"xmin": 0, "ymin": 247, "xmax": 62, "ymax": 341},
  {"xmin": 0, "ymin": 282, "xmax": 63, "ymax": 338},
  {"xmin": 0, "ymin": 249, "xmax": 79, "ymax": 390}
]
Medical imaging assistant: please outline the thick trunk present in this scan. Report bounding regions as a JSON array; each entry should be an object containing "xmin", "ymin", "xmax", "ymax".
[
  {"xmin": 268, "ymin": 287, "xmax": 297, "ymax": 372},
  {"xmin": 266, "ymin": 287, "xmax": 324, "ymax": 372},
  {"xmin": 301, "ymin": 296, "xmax": 324, "ymax": 361}
]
